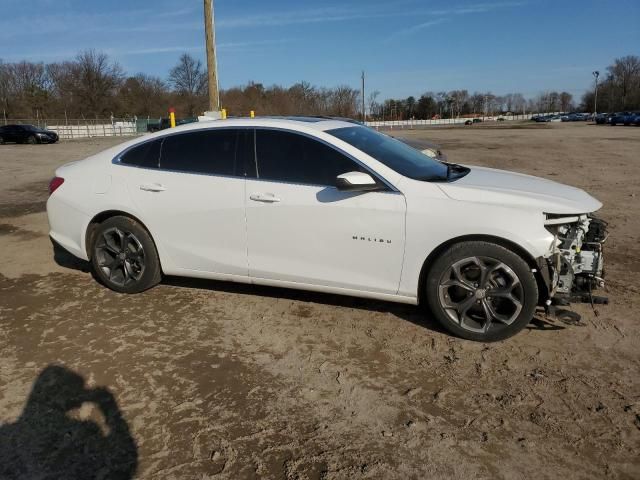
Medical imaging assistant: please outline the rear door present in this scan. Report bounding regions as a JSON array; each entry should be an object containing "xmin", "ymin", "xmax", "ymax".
[
  {"xmin": 119, "ymin": 128, "xmax": 250, "ymax": 276},
  {"xmin": 245, "ymin": 128, "xmax": 406, "ymax": 295}
]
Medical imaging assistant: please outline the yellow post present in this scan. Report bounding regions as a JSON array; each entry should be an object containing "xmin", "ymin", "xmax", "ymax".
[
  {"xmin": 169, "ymin": 107, "xmax": 176, "ymax": 128},
  {"xmin": 221, "ymin": 108, "xmax": 227, "ymax": 119},
  {"xmin": 250, "ymin": 110, "xmax": 255, "ymax": 118}
]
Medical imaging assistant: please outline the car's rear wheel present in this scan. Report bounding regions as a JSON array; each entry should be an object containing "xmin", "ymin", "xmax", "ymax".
[
  {"xmin": 90, "ymin": 216, "xmax": 162, "ymax": 294},
  {"xmin": 425, "ymin": 241, "xmax": 538, "ymax": 342}
]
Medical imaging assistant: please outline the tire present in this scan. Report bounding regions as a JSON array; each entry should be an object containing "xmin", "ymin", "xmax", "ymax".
[
  {"xmin": 0, "ymin": 135, "xmax": 4, "ymax": 144},
  {"xmin": 425, "ymin": 241, "xmax": 538, "ymax": 342},
  {"xmin": 26, "ymin": 135, "xmax": 37, "ymax": 144},
  {"xmin": 90, "ymin": 216, "xmax": 162, "ymax": 294}
]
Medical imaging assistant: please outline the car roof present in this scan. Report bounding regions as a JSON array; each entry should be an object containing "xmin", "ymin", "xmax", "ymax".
[{"xmin": 153, "ymin": 116, "xmax": 360, "ymax": 135}]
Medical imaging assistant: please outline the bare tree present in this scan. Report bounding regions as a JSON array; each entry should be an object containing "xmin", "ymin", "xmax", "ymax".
[
  {"xmin": 0, "ymin": 60, "xmax": 10, "ymax": 118},
  {"xmin": 168, "ymin": 54, "xmax": 208, "ymax": 115},
  {"xmin": 328, "ymin": 85, "xmax": 359, "ymax": 117},
  {"xmin": 367, "ymin": 90, "xmax": 380, "ymax": 119},
  {"xmin": 607, "ymin": 55, "xmax": 640, "ymax": 109},
  {"xmin": 118, "ymin": 74, "xmax": 168, "ymax": 117},
  {"xmin": 511, "ymin": 93, "xmax": 526, "ymax": 114},
  {"xmin": 559, "ymin": 92, "xmax": 573, "ymax": 112},
  {"xmin": 58, "ymin": 52, "xmax": 122, "ymax": 117},
  {"xmin": 169, "ymin": 54, "xmax": 206, "ymax": 96}
]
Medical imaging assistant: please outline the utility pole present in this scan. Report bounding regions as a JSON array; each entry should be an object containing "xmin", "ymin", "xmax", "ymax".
[
  {"xmin": 592, "ymin": 70, "xmax": 599, "ymax": 117},
  {"xmin": 361, "ymin": 71, "xmax": 366, "ymax": 123},
  {"xmin": 204, "ymin": 0, "xmax": 220, "ymax": 112}
]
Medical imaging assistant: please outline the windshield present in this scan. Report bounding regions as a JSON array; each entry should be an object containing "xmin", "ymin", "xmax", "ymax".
[{"xmin": 327, "ymin": 126, "xmax": 450, "ymax": 181}]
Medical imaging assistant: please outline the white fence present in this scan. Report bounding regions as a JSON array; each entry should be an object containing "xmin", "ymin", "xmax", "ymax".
[
  {"xmin": 47, "ymin": 121, "xmax": 137, "ymax": 139},
  {"xmin": 365, "ymin": 113, "xmax": 560, "ymax": 129}
]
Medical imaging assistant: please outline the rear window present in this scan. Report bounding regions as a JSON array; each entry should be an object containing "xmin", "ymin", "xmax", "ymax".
[
  {"xmin": 160, "ymin": 129, "xmax": 239, "ymax": 176},
  {"xmin": 120, "ymin": 139, "xmax": 162, "ymax": 168}
]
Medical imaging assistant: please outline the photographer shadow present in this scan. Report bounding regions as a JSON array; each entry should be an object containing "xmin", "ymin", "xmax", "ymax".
[{"xmin": 0, "ymin": 365, "xmax": 137, "ymax": 479}]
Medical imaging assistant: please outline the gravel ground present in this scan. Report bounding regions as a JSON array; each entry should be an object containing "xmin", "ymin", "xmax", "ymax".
[{"xmin": 0, "ymin": 123, "xmax": 639, "ymax": 479}]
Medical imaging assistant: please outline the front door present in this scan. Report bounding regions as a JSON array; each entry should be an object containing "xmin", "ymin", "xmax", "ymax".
[{"xmin": 246, "ymin": 129, "xmax": 406, "ymax": 295}]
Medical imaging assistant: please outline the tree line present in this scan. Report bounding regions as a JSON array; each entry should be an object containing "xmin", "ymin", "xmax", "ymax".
[
  {"xmin": 1, "ymin": 50, "xmax": 638, "ymax": 121},
  {"xmin": 580, "ymin": 55, "xmax": 640, "ymax": 114},
  {"xmin": 0, "ymin": 50, "xmax": 360, "ymax": 120},
  {"xmin": 368, "ymin": 56, "xmax": 639, "ymax": 120}
]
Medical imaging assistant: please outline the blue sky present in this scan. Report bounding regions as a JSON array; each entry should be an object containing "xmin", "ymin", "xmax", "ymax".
[{"xmin": 1, "ymin": 0, "xmax": 638, "ymax": 100}]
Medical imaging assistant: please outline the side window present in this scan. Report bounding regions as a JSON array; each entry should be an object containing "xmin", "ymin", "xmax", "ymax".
[
  {"xmin": 120, "ymin": 139, "xmax": 162, "ymax": 168},
  {"xmin": 255, "ymin": 130, "xmax": 363, "ymax": 186},
  {"xmin": 160, "ymin": 129, "xmax": 239, "ymax": 176}
]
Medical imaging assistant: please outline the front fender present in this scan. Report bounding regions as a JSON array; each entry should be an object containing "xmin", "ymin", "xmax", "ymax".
[{"xmin": 398, "ymin": 195, "xmax": 553, "ymax": 298}]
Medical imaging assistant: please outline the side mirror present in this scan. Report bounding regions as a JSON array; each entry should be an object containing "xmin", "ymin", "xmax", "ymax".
[{"xmin": 335, "ymin": 171, "xmax": 381, "ymax": 191}]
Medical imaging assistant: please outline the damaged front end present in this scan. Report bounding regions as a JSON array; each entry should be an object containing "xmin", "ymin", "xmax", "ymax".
[{"xmin": 541, "ymin": 214, "xmax": 609, "ymax": 308}]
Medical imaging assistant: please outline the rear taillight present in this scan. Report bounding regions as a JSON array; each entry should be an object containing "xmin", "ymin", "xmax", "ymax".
[{"xmin": 49, "ymin": 177, "xmax": 64, "ymax": 195}]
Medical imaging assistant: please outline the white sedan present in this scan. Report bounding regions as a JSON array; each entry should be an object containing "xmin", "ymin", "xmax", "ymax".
[{"xmin": 47, "ymin": 117, "xmax": 606, "ymax": 341}]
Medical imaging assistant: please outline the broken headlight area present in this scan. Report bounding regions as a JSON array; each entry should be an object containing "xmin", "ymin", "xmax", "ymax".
[{"xmin": 544, "ymin": 214, "xmax": 608, "ymax": 305}]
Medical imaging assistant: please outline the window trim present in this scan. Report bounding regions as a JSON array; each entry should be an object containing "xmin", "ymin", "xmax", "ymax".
[{"xmin": 112, "ymin": 125, "xmax": 398, "ymax": 192}]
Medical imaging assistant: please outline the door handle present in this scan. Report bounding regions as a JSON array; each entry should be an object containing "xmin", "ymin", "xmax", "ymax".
[
  {"xmin": 139, "ymin": 183, "xmax": 167, "ymax": 192},
  {"xmin": 249, "ymin": 193, "xmax": 280, "ymax": 203}
]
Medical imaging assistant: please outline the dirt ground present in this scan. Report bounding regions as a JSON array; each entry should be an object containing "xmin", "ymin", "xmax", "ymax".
[{"xmin": 0, "ymin": 123, "xmax": 639, "ymax": 479}]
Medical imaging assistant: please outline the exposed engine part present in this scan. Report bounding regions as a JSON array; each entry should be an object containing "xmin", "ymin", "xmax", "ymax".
[{"xmin": 545, "ymin": 215, "xmax": 608, "ymax": 303}]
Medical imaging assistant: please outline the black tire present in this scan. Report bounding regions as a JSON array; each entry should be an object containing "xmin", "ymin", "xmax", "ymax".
[
  {"xmin": 90, "ymin": 216, "xmax": 162, "ymax": 294},
  {"xmin": 0, "ymin": 135, "xmax": 4, "ymax": 145},
  {"xmin": 425, "ymin": 241, "xmax": 538, "ymax": 342},
  {"xmin": 26, "ymin": 135, "xmax": 37, "ymax": 144}
]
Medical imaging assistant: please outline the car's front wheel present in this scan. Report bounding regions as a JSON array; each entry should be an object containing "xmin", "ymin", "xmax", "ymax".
[
  {"xmin": 425, "ymin": 241, "xmax": 538, "ymax": 342},
  {"xmin": 26, "ymin": 135, "xmax": 37, "ymax": 144},
  {"xmin": 90, "ymin": 216, "xmax": 162, "ymax": 294}
]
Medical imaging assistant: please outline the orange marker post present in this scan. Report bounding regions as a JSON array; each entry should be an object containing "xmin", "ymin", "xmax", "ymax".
[{"xmin": 169, "ymin": 107, "xmax": 176, "ymax": 128}]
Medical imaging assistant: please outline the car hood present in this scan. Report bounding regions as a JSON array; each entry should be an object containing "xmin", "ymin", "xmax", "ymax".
[{"xmin": 437, "ymin": 166, "xmax": 602, "ymax": 214}]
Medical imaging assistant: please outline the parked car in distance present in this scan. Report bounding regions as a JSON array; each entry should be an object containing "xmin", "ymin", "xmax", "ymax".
[
  {"xmin": 47, "ymin": 117, "xmax": 607, "ymax": 342},
  {"xmin": 610, "ymin": 112, "xmax": 635, "ymax": 126},
  {"xmin": 146, "ymin": 118, "xmax": 171, "ymax": 132},
  {"xmin": 0, "ymin": 124, "xmax": 59, "ymax": 144},
  {"xmin": 146, "ymin": 117, "xmax": 198, "ymax": 133},
  {"xmin": 595, "ymin": 113, "xmax": 608, "ymax": 124},
  {"xmin": 396, "ymin": 137, "xmax": 447, "ymax": 162}
]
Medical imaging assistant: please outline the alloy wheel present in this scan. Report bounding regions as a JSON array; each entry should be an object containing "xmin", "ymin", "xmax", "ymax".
[
  {"xmin": 94, "ymin": 227, "xmax": 146, "ymax": 287},
  {"xmin": 438, "ymin": 256, "xmax": 524, "ymax": 334}
]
